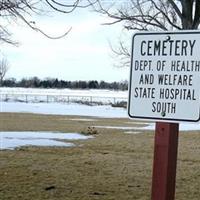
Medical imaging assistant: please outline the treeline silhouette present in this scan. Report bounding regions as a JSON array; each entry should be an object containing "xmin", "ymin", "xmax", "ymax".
[{"xmin": 2, "ymin": 77, "xmax": 128, "ymax": 90}]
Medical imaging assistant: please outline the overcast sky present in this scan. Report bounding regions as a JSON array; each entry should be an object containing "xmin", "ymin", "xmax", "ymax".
[{"xmin": 1, "ymin": 7, "xmax": 130, "ymax": 82}]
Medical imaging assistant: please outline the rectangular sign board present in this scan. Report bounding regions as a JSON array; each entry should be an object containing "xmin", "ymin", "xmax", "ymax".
[{"xmin": 128, "ymin": 31, "xmax": 200, "ymax": 122}]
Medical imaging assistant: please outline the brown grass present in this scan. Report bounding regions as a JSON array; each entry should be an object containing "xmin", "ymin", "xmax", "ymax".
[{"xmin": 0, "ymin": 113, "xmax": 200, "ymax": 200}]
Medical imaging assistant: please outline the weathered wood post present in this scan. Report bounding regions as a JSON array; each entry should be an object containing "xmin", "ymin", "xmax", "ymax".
[{"xmin": 151, "ymin": 122, "xmax": 179, "ymax": 200}]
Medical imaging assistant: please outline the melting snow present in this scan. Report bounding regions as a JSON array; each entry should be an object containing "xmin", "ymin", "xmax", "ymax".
[
  {"xmin": 124, "ymin": 131, "xmax": 141, "ymax": 134},
  {"xmin": 135, "ymin": 123, "xmax": 200, "ymax": 131},
  {"xmin": 0, "ymin": 132, "xmax": 93, "ymax": 150}
]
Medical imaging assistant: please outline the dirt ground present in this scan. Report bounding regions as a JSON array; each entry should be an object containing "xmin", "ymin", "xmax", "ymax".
[{"xmin": 0, "ymin": 113, "xmax": 200, "ymax": 200}]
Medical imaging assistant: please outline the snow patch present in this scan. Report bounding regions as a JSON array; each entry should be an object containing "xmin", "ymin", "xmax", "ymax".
[
  {"xmin": 0, "ymin": 132, "xmax": 93, "ymax": 150},
  {"xmin": 124, "ymin": 131, "xmax": 141, "ymax": 134},
  {"xmin": 135, "ymin": 123, "xmax": 200, "ymax": 131}
]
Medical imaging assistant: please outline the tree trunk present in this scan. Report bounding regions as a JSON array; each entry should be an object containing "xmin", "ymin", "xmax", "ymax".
[{"xmin": 181, "ymin": 0, "xmax": 193, "ymax": 29}]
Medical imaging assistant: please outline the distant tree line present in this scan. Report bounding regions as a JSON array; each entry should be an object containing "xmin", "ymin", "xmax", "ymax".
[{"xmin": 1, "ymin": 77, "xmax": 128, "ymax": 90}]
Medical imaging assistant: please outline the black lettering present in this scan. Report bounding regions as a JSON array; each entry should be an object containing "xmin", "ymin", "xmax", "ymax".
[
  {"xmin": 189, "ymin": 40, "xmax": 196, "ymax": 55},
  {"xmin": 193, "ymin": 61, "xmax": 200, "ymax": 71},
  {"xmin": 139, "ymin": 74, "xmax": 144, "ymax": 84},
  {"xmin": 141, "ymin": 41, "xmax": 146, "ymax": 56},
  {"xmin": 134, "ymin": 87, "xmax": 155, "ymax": 98},
  {"xmin": 175, "ymin": 89, "xmax": 180, "ymax": 99},
  {"xmin": 152, "ymin": 102, "xmax": 156, "ymax": 112},
  {"xmin": 171, "ymin": 103, "xmax": 176, "ymax": 113},
  {"xmin": 134, "ymin": 60, "xmax": 152, "ymax": 71},
  {"xmin": 181, "ymin": 40, "xmax": 188, "ymax": 55},
  {"xmin": 189, "ymin": 75, "xmax": 193, "ymax": 86},
  {"xmin": 139, "ymin": 74, "xmax": 154, "ymax": 84},
  {"xmin": 151, "ymin": 102, "xmax": 176, "ymax": 114},
  {"xmin": 192, "ymin": 90, "xmax": 196, "ymax": 100},
  {"xmin": 134, "ymin": 87, "xmax": 138, "ymax": 98},
  {"xmin": 154, "ymin": 40, "xmax": 161, "ymax": 55},
  {"xmin": 175, "ymin": 40, "xmax": 181, "ymax": 56},
  {"xmin": 135, "ymin": 60, "xmax": 139, "ymax": 70},
  {"xmin": 159, "ymin": 88, "xmax": 196, "ymax": 101},
  {"xmin": 162, "ymin": 40, "xmax": 167, "ymax": 56},
  {"xmin": 147, "ymin": 40, "xmax": 153, "ymax": 56},
  {"xmin": 158, "ymin": 74, "xmax": 193, "ymax": 86},
  {"xmin": 168, "ymin": 40, "xmax": 174, "ymax": 55},
  {"xmin": 139, "ymin": 39, "xmax": 196, "ymax": 56},
  {"xmin": 158, "ymin": 74, "xmax": 164, "ymax": 85},
  {"xmin": 171, "ymin": 60, "xmax": 200, "ymax": 72},
  {"xmin": 159, "ymin": 88, "xmax": 165, "ymax": 99}
]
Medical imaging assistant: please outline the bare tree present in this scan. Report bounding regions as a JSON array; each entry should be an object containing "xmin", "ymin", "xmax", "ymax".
[
  {"xmin": 107, "ymin": 0, "xmax": 200, "ymax": 66},
  {"xmin": 0, "ymin": 57, "xmax": 9, "ymax": 86},
  {"xmin": 77, "ymin": 0, "xmax": 200, "ymax": 67},
  {"xmin": 90, "ymin": 1, "xmax": 199, "ymax": 30},
  {"xmin": 0, "ymin": 0, "xmax": 95, "ymax": 45},
  {"xmin": 1, "ymin": 1, "xmax": 200, "ymax": 65},
  {"xmin": 1, "ymin": 1, "xmax": 200, "ymax": 39}
]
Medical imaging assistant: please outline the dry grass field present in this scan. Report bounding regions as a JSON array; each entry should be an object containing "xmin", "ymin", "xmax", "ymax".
[{"xmin": 0, "ymin": 113, "xmax": 200, "ymax": 200}]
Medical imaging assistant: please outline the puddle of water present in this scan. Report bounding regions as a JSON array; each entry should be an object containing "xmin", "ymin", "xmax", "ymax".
[{"xmin": 0, "ymin": 132, "xmax": 93, "ymax": 150}]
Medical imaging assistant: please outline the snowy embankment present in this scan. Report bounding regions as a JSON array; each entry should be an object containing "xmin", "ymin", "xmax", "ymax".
[
  {"xmin": 0, "ymin": 87, "xmax": 127, "ymax": 104},
  {"xmin": 0, "ymin": 87, "xmax": 128, "ymax": 117},
  {"xmin": 0, "ymin": 102, "xmax": 127, "ymax": 118}
]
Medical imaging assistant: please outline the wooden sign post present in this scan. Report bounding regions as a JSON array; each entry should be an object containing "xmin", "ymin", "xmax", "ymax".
[
  {"xmin": 128, "ymin": 31, "xmax": 200, "ymax": 200},
  {"xmin": 151, "ymin": 122, "xmax": 179, "ymax": 200}
]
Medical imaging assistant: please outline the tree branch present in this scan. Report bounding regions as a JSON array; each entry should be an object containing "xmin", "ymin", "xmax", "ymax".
[
  {"xmin": 168, "ymin": 0, "xmax": 182, "ymax": 20},
  {"xmin": 151, "ymin": 0, "xmax": 181, "ymax": 30},
  {"xmin": 193, "ymin": 0, "xmax": 200, "ymax": 29}
]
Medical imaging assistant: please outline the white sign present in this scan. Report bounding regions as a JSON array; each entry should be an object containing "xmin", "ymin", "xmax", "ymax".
[{"xmin": 128, "ymin": 31, "xmax": 200, "ymax": 122}]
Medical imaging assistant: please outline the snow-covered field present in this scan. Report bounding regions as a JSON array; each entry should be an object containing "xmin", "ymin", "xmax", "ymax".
[
  {"xmin": 0, "ymin": 87, "xmax": 127, "ymax": 104},
  {"xmin": 0, "ymin": 102, "xmax": 127, "ymax": 118},
  {"xmin": 0, "ymin": 87, "xmax": 200, "ymax": 150},
  {"xmin": 0, "ymin": 87, "xmax": 128, "ymax": 117},
  {"xmin": 0, "ymin": 87, "xmax": 128, "ymax": 98},
  {"xmin": 0, "ymin": 88, "xmax": 128, "ymax": 150}
]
